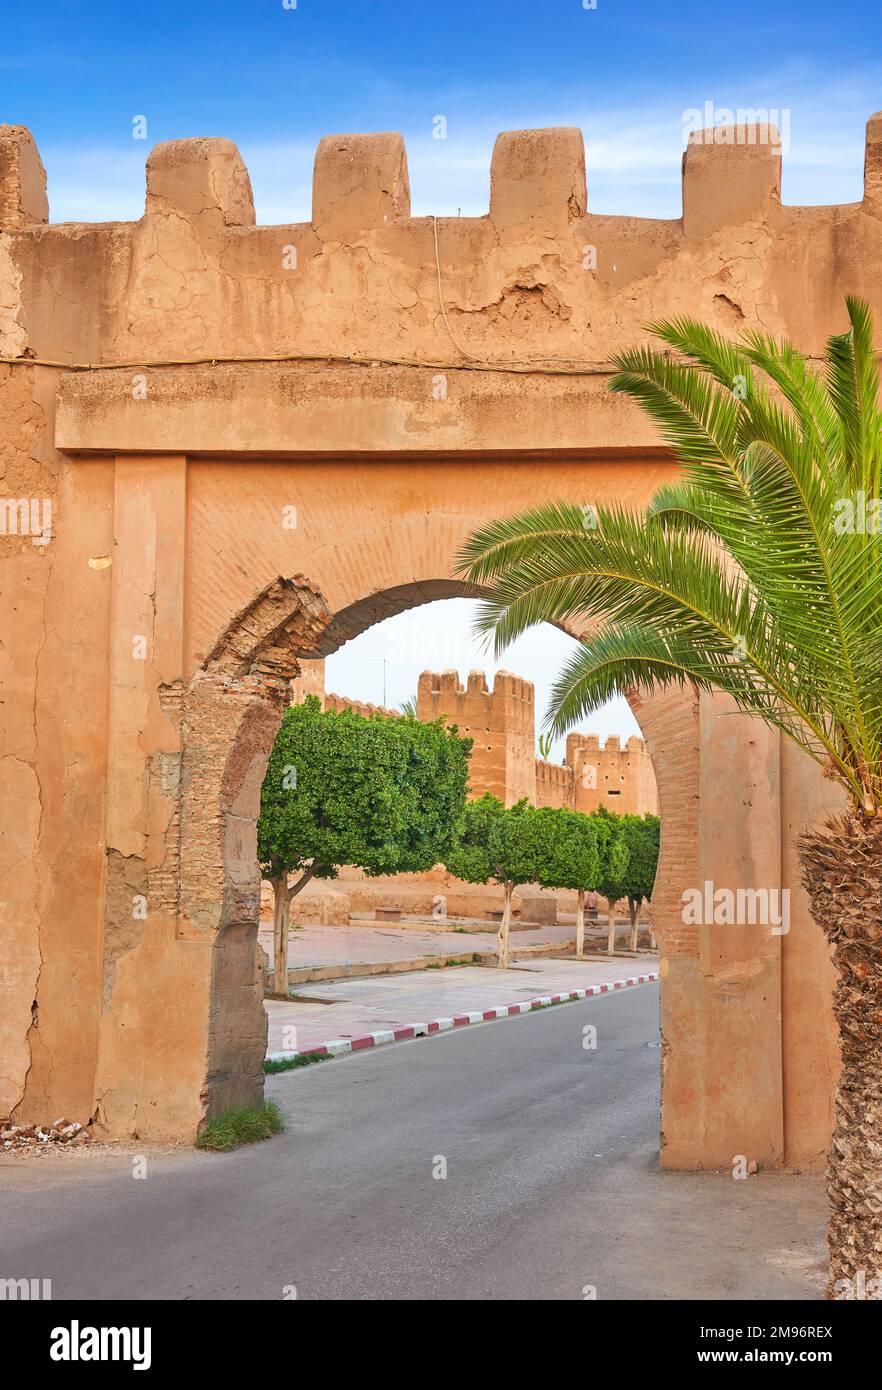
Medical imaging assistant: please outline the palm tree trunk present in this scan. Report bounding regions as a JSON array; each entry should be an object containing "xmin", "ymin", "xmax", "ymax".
[
  {"xmin": 576, "ymin": 888, "xmax": 586, "ymax": 959},
  {"xmin": 499, "ymin": 881, "xmax": 513, "ymax": 968},
  {"xmin": 800, "ymin": 818, "xmax": 882, "ymax": 1298}
]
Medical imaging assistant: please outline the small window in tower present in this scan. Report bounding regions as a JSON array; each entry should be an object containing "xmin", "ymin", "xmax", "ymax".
[{"xmin": 607, "ymin": 789, "xmax": 621, "ymax": 796}]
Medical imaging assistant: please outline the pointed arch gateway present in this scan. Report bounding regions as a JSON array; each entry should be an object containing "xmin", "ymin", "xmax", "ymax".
[{"xmin": 7, "ymin": 111, "xmax": 861, "ymax": 1167}]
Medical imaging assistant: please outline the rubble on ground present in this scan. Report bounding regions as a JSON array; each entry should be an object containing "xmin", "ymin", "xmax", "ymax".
[{"xmin": 1, "ymin": 1118, "xmax": 92, "ymax": 1153}]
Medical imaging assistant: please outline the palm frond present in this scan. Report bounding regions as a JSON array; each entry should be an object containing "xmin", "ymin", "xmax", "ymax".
[
  {"xmin": 825, "ymin": 297, "xmax": 882, "ymax": 497},
  {"xmin": 545, "ymin": 627, "xmax": 849, "ymax": 783},
  {"xmin": 608, "ymin": 348, "xmax": 752, "ymax": 508},
  {"xmin": 461, "ymin": 300, "xmax": 882, "ymax": 815},
  {"xmin": 740, "ymin": 329, "xmax": 840, "ymax": 472}
]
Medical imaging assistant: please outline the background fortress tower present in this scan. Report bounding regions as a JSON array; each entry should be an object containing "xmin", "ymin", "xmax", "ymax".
[
  {"xmin": 317, "ymin": 663, "xmax": 658, "ymax": 813},
  {"xmin": 568, "ymin": 733, "xmax": 658, "ymax": 815},
  {"xmin": 290, "ymin": 657, "xmax": 325, "ymax": 704},
  {"xmin": 417, "ymin": 669, "xmax": 536, "ymax": 805}
]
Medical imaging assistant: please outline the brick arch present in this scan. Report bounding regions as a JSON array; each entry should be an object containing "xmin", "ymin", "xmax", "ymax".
[
  {"xmin": 308, "ymin": 579, "xmax": 482, "ymax": 654},
  {"xmin": 174, "ymin": 578, "xmax": 333, "ymax": 1122},
  {"xmin": 89, "ymin": 576, "xmax": 333, "ymax": 1136},
  {"xmin": 78, "ymin": 477, "xmax": 812, "ymax": 1165}
]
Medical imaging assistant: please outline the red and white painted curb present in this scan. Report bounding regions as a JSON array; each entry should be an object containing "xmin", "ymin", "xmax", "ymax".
[{"xmin": 267, "ymin": 971, "xmax": 659, "ymax": 1065}]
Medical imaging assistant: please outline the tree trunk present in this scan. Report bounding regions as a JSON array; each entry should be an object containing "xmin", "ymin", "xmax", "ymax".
[
  {"xmin": 576, "ymin": 888, "xmax": 586, "ymax": 959},
  {"xmin": 499, "ymin": 881, "xmax": 513, "ymax": 968},
  {"xmin": 606, "ymin": 902, "xmax": 618, "ymax": 955},
  {"xmin": 628, "ymin": 898, "xmax": 639, "ymax": 953},
  {"xmin": 271, "ymin": 873, "xmax": 290, "ymax": 999},
  {"xmin": 800, "ymin": 817, "xmax": 882, "ymax": 1299}
]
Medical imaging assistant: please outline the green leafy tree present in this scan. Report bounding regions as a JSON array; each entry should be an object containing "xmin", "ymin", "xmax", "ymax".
[
  {"xmin": 588, "ymin": 807, "xmax": 632, "ymax": 953},
  {"xmin": 622, "ymin": 814, "xmax": 661, "ymax": 949},
  {"xmin": 258, "ymin": 696, "xmax": 471, "ymax": 995},
  {"xmin": 593, "ymin": 812, "xmax": 660, "ymax": 950},
  {"xmin": 532, "ymin": 807, "xmax": 602, "ymax": 957},
  {"xmin": 458, "ymin": 297, "xmax": 882, "ymax": 1293},
  {"xmin": 444, "ymin": 796, "xmax": 548, "ymax": 967}
]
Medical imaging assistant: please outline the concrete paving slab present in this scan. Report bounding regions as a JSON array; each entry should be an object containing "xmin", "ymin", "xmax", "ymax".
[{"xmin": 257, "ymin": 920, "xmax": 651, "ymax": 985}]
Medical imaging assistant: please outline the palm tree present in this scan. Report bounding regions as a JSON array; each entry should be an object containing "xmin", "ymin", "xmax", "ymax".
[
  {"xmin": 458, "ymin": 297, "xmax": 882, "ymax": 1298},
  {"xmin": 399, "ymin": 695, "xmax": 419, "ymax": 718}
]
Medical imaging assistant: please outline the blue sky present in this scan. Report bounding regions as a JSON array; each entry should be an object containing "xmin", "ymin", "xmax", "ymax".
[
  {"xmin": 5, "ymin": 0, "xmax": 881, "ymax": 222},
  {"xmin": 5, "ymin": 1, "xmax": 880, "ymax": 750}
]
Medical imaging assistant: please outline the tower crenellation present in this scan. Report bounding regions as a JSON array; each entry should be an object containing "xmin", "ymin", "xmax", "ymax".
[
  {"xmin": 320, "ymin": 666, "xmax": 657, "ymax": 814},
  {"xmin": 568, "ymin": 731, "xmax": 657, "ymax": 816}
]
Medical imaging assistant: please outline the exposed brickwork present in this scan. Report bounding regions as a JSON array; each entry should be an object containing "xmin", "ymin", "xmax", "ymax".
[
  {"xmin": 154, "ymin": 577, "xmax": 334, "ymax": 1120},
  {"xmin": 630, "ymin": 686, "xmax": 701, "ymax": 959},
  {"xmin": 0, "ymin": 126, "xmax": 47, "ymax": 230}
]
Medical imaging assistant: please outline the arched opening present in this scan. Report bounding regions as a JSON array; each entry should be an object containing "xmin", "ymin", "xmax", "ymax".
[
  {"xmin": 186, "ymin": 573, "xmax": 693, "ymax": 1136},
  {"xmin": 269, "ymin": 591, "xmax": 658, "ymax": 931}
]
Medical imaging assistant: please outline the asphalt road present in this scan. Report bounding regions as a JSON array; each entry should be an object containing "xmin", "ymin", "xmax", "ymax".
[{"xmin": 0, "ymin": 984, "xmax": 826, "ymax": 1300}]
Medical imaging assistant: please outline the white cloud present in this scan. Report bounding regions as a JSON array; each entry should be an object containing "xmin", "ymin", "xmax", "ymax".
[{"xmin": 41, "ymin": 62, "xmax": 879, "ymax": 225}]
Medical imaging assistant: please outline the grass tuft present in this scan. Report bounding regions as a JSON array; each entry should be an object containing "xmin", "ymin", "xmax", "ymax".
[
  {"xmin": 263, "ymin": 1052, "xmax": 330, "ymax": 1074},
  {"xmin": 426, "ymin": 953, "xmax": 483, "ymax": 970},
  {"xmin": 196, "ymin": 1100, "xmax": 284, "ymax": 1152}
]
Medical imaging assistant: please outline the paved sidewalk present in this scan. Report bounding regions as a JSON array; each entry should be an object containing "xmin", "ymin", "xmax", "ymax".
[
  {"xmin": 256, "ymin": 918, "xmax": 646, "ymax": 984},
  {"xmin": 258, "ymin": 919, "xmax": 579, "ymax": 967},
  {"xmin": 265, "ymin": 954, "xmax": 659, "ymax": 1055}
]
